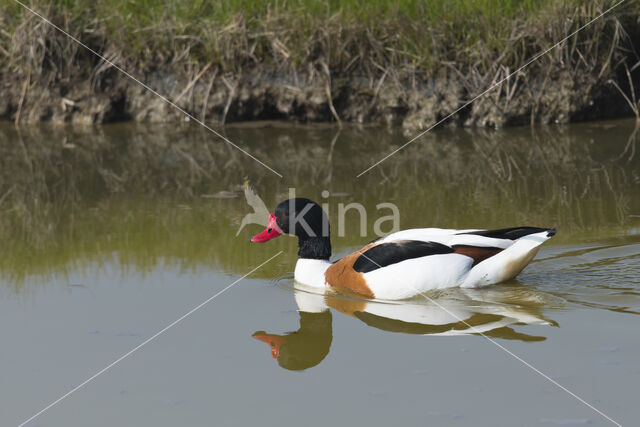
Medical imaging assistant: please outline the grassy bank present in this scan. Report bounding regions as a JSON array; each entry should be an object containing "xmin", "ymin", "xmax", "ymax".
[
  {"xmin": 1, "ymin": 0, "xmax": 622, "ymax": 71},
  {"xmin": 1, "ymin": 0, "xmax": 639, "ymax": 126}
]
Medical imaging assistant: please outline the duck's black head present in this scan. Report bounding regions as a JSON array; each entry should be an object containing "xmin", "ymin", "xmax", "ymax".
[
  {"xmin": 250, "ymin": 198, "xmax": 331, "ymax": 260},
  {"xmin": 252, "ymin": 310, "xmax": 333, "ymax": 371}
]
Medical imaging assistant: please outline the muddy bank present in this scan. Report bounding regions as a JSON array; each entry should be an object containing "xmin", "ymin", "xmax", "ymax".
[
  {"xmin": 0, "ymin": 62, "xmax": 634, "ymax": 131},
  {"xmin": 1, "ymin": 2, "xmax": 639, "ymax": 130}
]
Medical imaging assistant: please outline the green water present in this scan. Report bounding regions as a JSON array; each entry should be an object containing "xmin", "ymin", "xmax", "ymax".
[{"xmin": 0, "ymin": 120, "xmax": 638, "ymax": 426}]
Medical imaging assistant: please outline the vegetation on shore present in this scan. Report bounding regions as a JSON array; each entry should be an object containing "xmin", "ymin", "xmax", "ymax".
[
  {"xmin": 1, "ymin": 1, "xmax": 583, "ymax": 67},
  {"xmin": 3, "ymin": 0, "xmax": 635, "ymax": 71},
  {"xmin": 0, "ymin": 0, "xmax": 639, "ymax": 126}
]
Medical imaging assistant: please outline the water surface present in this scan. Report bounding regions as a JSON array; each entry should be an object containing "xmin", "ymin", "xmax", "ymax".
[{"xmin": 0, "ymin": 120, "xmax": 638, "ymax": 426}]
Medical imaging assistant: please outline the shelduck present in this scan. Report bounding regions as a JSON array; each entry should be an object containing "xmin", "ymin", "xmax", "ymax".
[
  {"xmin": 251, "ymin": 198, "xmax": 556, "ymax": 300},
  {"xmin": 253, "ymin": 287, "xmax": 555, "ymax": 370}
]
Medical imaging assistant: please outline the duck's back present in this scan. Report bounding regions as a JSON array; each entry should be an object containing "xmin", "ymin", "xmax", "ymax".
[{"xmin": 325, "ymin": 227, "xmax": 555, "ymax": 300}]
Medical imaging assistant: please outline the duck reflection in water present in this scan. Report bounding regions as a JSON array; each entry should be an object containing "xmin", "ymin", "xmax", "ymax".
[{"xmin": 253, "ymin": 285, "xmax": 558, "ymax": 371}]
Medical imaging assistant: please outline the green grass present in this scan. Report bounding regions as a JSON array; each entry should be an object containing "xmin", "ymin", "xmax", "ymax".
[
  {"xmin": 33, "ymin": 0, "xmax": 562, "ymax": 25},
  {"xmin": 2, "ymin": 0, "xmax": 621, "ymax": 73},
  {"xmin": 0, "ymin": 0, "xmax": 638, "ymax": 129}
]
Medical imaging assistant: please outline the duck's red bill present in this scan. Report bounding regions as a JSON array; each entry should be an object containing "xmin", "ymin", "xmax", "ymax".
[
  {"xmin": 250, "ymin": 213, "xmax": 283, "ymax": 242},
  {"xmin": 252, "ymin": 332, "xmax": 286, "ymax": 358}
]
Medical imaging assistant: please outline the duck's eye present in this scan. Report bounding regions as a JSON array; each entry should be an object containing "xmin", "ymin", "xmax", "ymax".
[{"xmin": 268, "ymin": 228, "xmax": 273, "ymax": 233}]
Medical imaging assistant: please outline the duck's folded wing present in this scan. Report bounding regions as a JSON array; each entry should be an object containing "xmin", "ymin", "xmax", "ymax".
[
  {"xmin": 352, "ymin": 240, "xmax": 455, "ymax": 273},
  {"xmin": 381, "ymin": 226, "xmax": 554, "ymax": 250},
  {"xmin": 460, "ymin": 228, "xmax": 556, "ymax": 287},
  {"xmin": 346, "ymin": 240, "xmax": 474, "ymax": 299},
  {"xmin": 379, "ymin": 228, "xmax": 480, "ymax": 245},
  {"xmin": 325, "ymin": 239, "xmax": 472, "ymax": 299}
]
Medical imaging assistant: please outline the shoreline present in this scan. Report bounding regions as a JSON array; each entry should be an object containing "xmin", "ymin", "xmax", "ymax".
[
  {"xmin": 1, "ymin": 1, "xmax": 639, "ymax": 130},
  {"xmin": 1, "ymin": 65, "xmax": 635, "ymax": 131}
]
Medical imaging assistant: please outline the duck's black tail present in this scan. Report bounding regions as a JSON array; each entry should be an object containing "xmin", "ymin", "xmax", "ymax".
[{"xmin": 459, "ymin": 226, "xmax": 556, "ymax": 240}]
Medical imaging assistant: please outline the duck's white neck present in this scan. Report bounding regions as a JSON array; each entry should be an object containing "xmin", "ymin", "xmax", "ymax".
[
  {"xmin": 294, "ymin": 288, "xmax": 329, "ymax": 313},
  {"xmin": 294, "ymin": 258, "xmax": 332, "ymax": 289}
]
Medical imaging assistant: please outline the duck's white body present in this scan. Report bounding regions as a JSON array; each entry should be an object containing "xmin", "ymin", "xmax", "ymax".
[
  {"xmin": 294, "ymin": 227, "xmax": 554, "ymax": 300},
  {"xmin": 294, "ymin": 259, "xmax": 332, "ymax": 289},
  {"xmin": 292, "ymin": 286, "xmax": 553, "ymax": 335}
]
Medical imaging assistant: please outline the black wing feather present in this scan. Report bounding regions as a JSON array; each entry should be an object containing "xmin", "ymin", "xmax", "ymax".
[
  {"xmin": 352, "ymin": 240, "xmax": 454, "ymax": 274},
  {"xmin": 458, "ymin": 226, "xmax": 555, "ymax": 240}
]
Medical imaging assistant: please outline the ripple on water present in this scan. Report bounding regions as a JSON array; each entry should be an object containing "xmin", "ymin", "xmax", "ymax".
[{"xmin": 519, "ymin": 239, "xmax": 640, "ymax": 315}]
